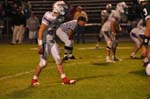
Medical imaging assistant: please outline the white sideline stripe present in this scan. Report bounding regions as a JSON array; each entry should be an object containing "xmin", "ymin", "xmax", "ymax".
[
  {"xmin": 0, "ymin": 61, "xmax": 90, "ymax": 81},
  {"xmin": 78, "ymin": 47, "xmax": 132, "ymax": 50}
]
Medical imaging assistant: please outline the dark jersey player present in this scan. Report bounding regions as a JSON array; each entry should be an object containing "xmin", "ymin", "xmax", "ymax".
[{"xmin": 138, "ymin": 0, "xmax": 150, "ymax": 66}]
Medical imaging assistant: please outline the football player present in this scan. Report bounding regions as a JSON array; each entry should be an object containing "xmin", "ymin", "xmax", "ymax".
[
  {"xmin": 130, "ymin": 19, "xmax": 145, "ymax": 59},
  {"xmin": 138, "ymin": 0, "xmax": 150, "ymax": 66},
  {"xmin": 96, "ymin": 3, "xmax": 114, "ymax": 49},
  {"xmin": 56, "ymin": 16, "xmax": 87, "ymax": 60},
  {"xmin": 100, "ymin": 2, "xmax": 128, "ymax": 62},
  {"xmin": 31, "ymin": 7, "xmax": 76, "ymax": 86}
]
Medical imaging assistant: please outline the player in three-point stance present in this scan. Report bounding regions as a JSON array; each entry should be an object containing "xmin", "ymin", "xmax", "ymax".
[
  {"xmin": 130, "ymin": 19, "xmax": 145, "ymax": 59},
  {"xmin": 56, "ymin": 16, "xmax": 87, "ymax": 60}
]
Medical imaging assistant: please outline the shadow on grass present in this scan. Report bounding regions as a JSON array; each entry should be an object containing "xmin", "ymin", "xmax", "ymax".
[
  {"xmin": 129, "ymin": 69, "xmax": 146, "ymax": 76},
  {"xmin": 6, "ymin": 86, "xmax": 36, "ymax": 99},
  {"xmin": 122, "ymin": 57, "xmax": 142, "ymax": 60},
  {"xmin": 6, "ymin": 82, "xmax": 62, "ymax": 99},
  {"xmin": 76, "ymin": 74, "xmax": 115, "ymax": 82}
]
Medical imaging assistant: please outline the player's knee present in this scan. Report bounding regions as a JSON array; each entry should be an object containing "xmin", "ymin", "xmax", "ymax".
[
  {"xmin": 39, "ymin": 59, "xmax": 47, "ymax": 67},
  {"xmin": 137, "ymin": 44, "xmax": 141, "ymax": 49},
  {"xmin": 106, "ymin": 46, "xmax": 111, "ymax": 51},
  {"xmin": 107, "ymin": 40, "xmax": 112, "ymax": 48},
  {"xmin": 55, "ymin": 56, "xmax": 62, "ymax": 65},
  {"xmin": 65, "ymin": 40, "xmax": 72, "ymax": 47},
  {"xmin": 112, "ymin": 40, "xmax": 118, "ymax": 49}
]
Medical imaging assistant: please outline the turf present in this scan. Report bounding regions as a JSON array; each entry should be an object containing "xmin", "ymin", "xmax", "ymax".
[{"xmin": 0, "ymin": 42, "xmax": 150, "ymax": 99}]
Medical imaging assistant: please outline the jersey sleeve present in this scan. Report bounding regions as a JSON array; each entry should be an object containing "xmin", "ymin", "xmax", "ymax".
[{"xmin": 42, "ymin": 12, "xmax": 52, "ymax": 25}]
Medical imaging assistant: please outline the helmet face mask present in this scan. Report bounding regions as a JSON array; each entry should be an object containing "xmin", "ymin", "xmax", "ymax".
[
  {"xmin": 53, "ymin": 6, "xmax": 65, "ymax": 15},
  {"xmin": 137, "ymin": 0, "xmax": 149, "ymax": 4},
  {"xmin": 106, "ymin": 4, "xmax": 112, "ymax": 12}
]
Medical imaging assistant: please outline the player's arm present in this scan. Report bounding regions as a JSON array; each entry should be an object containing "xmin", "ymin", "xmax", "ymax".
[
  {"xmin": 145, "ymin": 18, "xmax": 150, "ymax": 37},
  {"xmin": 67, "ymin": 29, "xmax": 73, "ymax": 40},
  {"xmin": 110, "ymin": 20, "xmax": 121, "ymax": 35},
  {"xmin": 110, "ymin": 20, "xmax": 117, "ymax": 35},
  {"xmin": 38, "ymin": 23, "xmax": 47, "ymax": 54},
  {"xmin": 38, "ymin": 23, "xmax": 47, "ymax": 46}
]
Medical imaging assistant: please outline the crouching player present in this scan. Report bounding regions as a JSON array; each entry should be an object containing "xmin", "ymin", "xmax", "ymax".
[
  {"xmin": 31, "ymin": 7, "xmax": 76, "ymax": 86},
  {"xmin": 56, "ymin": 16, "xmax": 87, "ymax": 60},
  {"xmin": 138, "ymin": 0, "xmax": 150, "ymax": 66},
  {"xmin": 101, "ymin": 2, "xmax": 128, "ymax": 62},
  {"xmin": 130, "ymin": 19, "xmax": 145, "ymax": 58}
]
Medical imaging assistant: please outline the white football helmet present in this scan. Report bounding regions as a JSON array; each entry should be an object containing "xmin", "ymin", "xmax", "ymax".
[
  {"xmin": 146, "ymin": 63, "xmax": 150, "ymax": 76},
  {"xmin": 53, "ymin": 6, "xmax": 65, "ymax": 15},
  {"xmin": 137, "ymin": 0, "xmax": 149, "ymax": 4},
  {"xmin": 53, "ymin": 0, "xmax": 68, "ymax": 9},
  {"xmin": 106, "ymin": 4, "xmax": 112, "ymax": 9},
  {"xmin": 116, "ymin": 2, "xmax": 128, "ymax": 13}
]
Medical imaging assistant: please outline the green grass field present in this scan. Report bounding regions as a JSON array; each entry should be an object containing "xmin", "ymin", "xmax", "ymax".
[{"xmin": 0, "ymin": 42, "xmax": 150, "ymax": 99}]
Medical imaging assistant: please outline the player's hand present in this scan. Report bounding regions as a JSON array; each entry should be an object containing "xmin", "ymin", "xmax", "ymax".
[
  {"xmin": 38, "ymin": 46, "xmax": 44, "ymax": 55},
  {"xmin": 69, "ymin": 34, "xmax": 73, "ymax": 40},
  {"xmin": 112, "ymin": 32, "xmax": 117, "ymax": 36},
  {"xmin": 67, "ymin": 29, "xmax": 73, "ymax": 40}
]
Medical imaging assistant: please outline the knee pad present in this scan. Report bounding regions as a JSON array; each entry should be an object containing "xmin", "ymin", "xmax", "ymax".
[
  {"xmin": 51, "ymin": 43, "xmax": 63, "ymax": 65},
  {"xmin": 39, "ymin": 58, "xmax": 47, "ymax": 67},
  {"xmin": 65, "ymin": 40, "xmax": 72, "ymax": 47},
  {"xmin": 55, "ymin": 55, "xmax": 63, "ymax": 65},
  {"xmin": 106, "ymin": 46, "xmax": 111, "ymax": 51},
  {"xmin": 107, "ymin": 40, "xmax": 112, "ymax": 48}
]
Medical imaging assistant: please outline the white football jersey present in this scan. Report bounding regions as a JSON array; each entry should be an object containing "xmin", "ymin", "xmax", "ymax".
[
  {"xmin": 41, "ymin": 11, "xmax": 57, "ymax": 42},
  {"xmin": 101, "ymin": 10, "xmax": 121, "ymax": 32},
  {"xmin": 59, "ymin": 20, "xmax": 77, "ymax": 33},
  {"xmin": 42, "ymin": 11, "xmax": 57, "ymax": 26}
]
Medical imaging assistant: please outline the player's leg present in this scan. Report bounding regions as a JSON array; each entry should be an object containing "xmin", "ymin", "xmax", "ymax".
[
  {"xmin": 67, "ymin": 40, "xmax": 75, "ymax": 59},
  {"xmin": 112, "ymin": 36, "xmax": 120, "ymax": 61},
  {"xmin": 18, "ymin": 25, "xmax": 24, "ymax": 44},
  {"xmin": 56, "ymin": 28, "xmax": 75, "ymax": 60},
  {"xmin": 130, "ymin": 32, "xmax": 142, "ymax": 58},
  {"xmin": 103, "ymin": 31, "xmax": 112, "ymax": 62},
  {"xmin": 29, "ymin": 31, "xmax": 34, "ymax": 43},
  {"xmin": 11, "ymin": 26, "xmax": 18, "ymax": 44},
  {"xmin": 31, "ymin": 43, "xmax": 48, "ymax": 86},
  {"xmin": 142, "ymin": 19, "xmax": 150, "ymax": 66},
  {"xmin": 96, "ymin": 31, "xmax": 102, "ymax": 49},
  {"xmin": 50, "ymin": 41, "xmax": 76, "ymax": 84}
]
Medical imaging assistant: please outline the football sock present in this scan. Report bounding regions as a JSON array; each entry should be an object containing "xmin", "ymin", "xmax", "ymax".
[
  {"xmin": 61, "ymin": 74, "xmax": 66, "ymax": 79},
  {"xmin": 33, "ymin": 75, "xmax": 38, "ymax": 80}
]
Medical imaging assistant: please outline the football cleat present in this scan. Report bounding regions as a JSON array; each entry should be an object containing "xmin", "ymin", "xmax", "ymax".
[
  {"xmin": 63, "ymin": 56, "xmax": 68, "ymax": 60},
  {"xmin": 106, "ymin": 59, "xmax": 113, "ymax": 63},
  {"xmin": 130, "ymin": 55, "xmax": 137, "ymax": 59},
  {"xmin": 31, "ymin": 79, "xmax": 40, "ymax": 86},
  {"xmin": 112, "ymin": 57, "xmax": 122, "ymax": 62},
  {"xmin": 69, "ymin": 55, "xmax": 76, "ymax": 59},
  {"xmin": 143, "ymin": 62, "xmax": 149, "ymax": 67},
  {"xmin": 61, "ymin": 77, "xmax": 76, "ymax": 84},
  {"xmin": 95, "ymin": 44, "xmax": 99, "ymax": 49}
]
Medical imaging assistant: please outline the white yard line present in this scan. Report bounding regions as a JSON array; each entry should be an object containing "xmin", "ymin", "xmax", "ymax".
[{"xmin": 0, "ymin": 61, "xmax": 90, "ymax": 81}]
